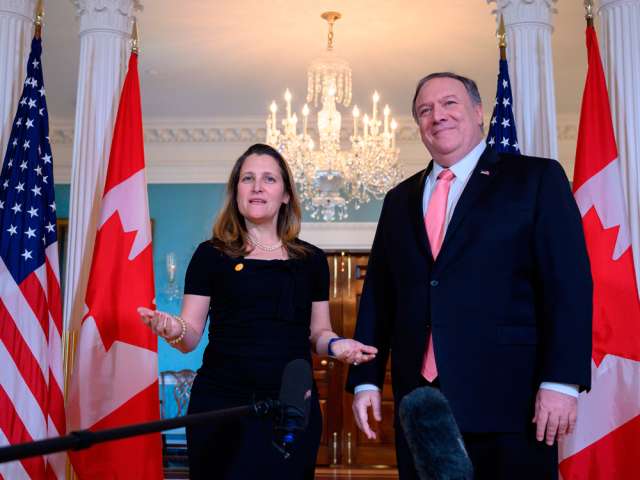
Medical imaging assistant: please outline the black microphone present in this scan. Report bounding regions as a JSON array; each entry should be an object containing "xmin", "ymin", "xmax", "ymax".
[
  {"xmin": 399, "ymin": 386, "xmax": 474, "ymax": 480},
  {"xmin": 272, "ymin": 359, "xmax": 312, "ymax": 459}
]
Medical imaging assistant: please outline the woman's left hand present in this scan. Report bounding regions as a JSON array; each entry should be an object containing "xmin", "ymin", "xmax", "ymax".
[{"xmin": 330, "ymin": 339, "xmax": 378, "ymax": 365}]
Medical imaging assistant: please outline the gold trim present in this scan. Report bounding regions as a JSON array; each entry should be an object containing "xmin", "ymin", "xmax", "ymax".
[
  {"xmin": 584, "ymin": 0, "xmax": 594, "ymax": 26},
  {"xmin": 497, "ymin": 14, "xmax": 507, "ymax": 60},
  {"xmin": 131, "ymin": 17, "xmax": 139, "ymax": 54},
  {"xmin": 34, "ymin": 0, "xmax": 44, "ymax": 38},
  {"xmin": 321, "ymin": 11, "xmax": 341, "ymax": 51}
]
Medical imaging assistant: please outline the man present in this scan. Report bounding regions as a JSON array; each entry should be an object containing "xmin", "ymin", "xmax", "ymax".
[{"xmin": 346, "ymin": 72, "xmax": 592, "ymax": 479}]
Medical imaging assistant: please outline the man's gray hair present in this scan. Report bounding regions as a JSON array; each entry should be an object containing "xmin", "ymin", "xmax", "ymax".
[{"xmin": 411, "ymin": 72, "xmax": 483, "ymax": 124}]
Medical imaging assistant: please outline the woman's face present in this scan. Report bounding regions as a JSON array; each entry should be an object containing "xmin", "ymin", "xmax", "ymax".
[{"xmin": 236, "ymin": 153, "xmax": 290, "ymax": 226}]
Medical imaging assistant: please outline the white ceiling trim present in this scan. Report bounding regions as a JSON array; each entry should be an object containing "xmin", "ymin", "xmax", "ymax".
[
  {"xmin": 50, "ymin": 113, "xmax": 578, "ymax": 184},
  {"xmin": 50, "ymin": 113, "xmax": 580, "ymax": 145}
]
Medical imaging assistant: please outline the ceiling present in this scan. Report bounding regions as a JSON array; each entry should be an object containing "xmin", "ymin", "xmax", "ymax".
[{"xmin": 41, "ymin": 0, "xmax": 590, "ymax": 124}]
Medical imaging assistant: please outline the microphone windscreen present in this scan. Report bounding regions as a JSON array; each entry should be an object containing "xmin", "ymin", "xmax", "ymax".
[
  {"xmin": 278, "ymin": 359, "xmax": 312, "ymax": 430},
  {"xmin": 399, "ymin": 386, "xmax": 473, "ymax": 480}
]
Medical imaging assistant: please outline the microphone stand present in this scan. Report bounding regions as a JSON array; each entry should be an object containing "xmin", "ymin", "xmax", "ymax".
[{"xmin": 0, "ymin": 399, "xmax": 280, "ymax": 464}]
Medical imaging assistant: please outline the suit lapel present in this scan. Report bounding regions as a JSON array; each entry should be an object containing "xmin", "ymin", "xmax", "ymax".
[
  {"xmin": 436, "ymin": 147, "xmax": 502, "ymax": 268},
  {"xmin": 409, "ymin": 163, "xmax": 433, "ymax": 259}
]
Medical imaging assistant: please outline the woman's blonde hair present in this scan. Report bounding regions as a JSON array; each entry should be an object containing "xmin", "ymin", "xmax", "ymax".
[{"xmin": 211, "ymin": 143, "xmax": 310, "ymax": 258}]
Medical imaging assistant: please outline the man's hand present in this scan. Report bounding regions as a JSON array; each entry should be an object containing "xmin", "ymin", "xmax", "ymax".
[
  {"xmin": 532, "ymin": 388, "xmax": 578, "ymax": 445},
  {"xmin": 352, "ymin": 390, "xmax": 382, "ymax": 440}
]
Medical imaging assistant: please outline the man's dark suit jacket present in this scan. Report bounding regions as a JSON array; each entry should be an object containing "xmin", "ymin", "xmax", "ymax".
[{"xmin": 346, "ymin": 146, "xmax": 593, "ymax": 433}]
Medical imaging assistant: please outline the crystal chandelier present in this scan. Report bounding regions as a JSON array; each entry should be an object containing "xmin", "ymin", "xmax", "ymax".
[{"xmin": 266, "ymin": 12, "xmax": 402, "ymax": 221}]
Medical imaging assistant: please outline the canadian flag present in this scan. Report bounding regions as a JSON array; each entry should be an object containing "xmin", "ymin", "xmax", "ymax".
[
  {"xmin": 558, "ymin": 25, "xmax": 640, "ymax": 479},
  {"xmin": 66, "ymin": 53, "xmax": 163, "ymax": 479}
]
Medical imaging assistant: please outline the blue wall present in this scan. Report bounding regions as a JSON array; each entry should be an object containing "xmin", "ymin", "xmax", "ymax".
[{"xmin": 54, "ymin": 183, "xmax": 382, "ymax": 374}]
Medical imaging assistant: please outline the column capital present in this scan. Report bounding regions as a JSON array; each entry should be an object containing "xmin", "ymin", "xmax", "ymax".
[
  {"xmin": 0, "ymin": 0, "xmax": 36, "ymax": 22},
  {"xmin": 488, "ymin": 0, "xmax": 557, "ymax": 28},
  {"xmin": 599, "ymin": 0, "xmax": 638, "ymax": 11},
  {"xmin": 70, "ymin": 0, "xmax": 143, "ymax": 37}
]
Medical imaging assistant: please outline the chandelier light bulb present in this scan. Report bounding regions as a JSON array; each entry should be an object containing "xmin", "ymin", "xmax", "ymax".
[
  {"xmin": 384, "ymin": 105, "xmax": 390, "ymax": 134},
  {"xmin": 270, "ymin": 101, "xmax": 277, "ymax": 113},
  {"xmin": 284, "ymin": 89, "xmax": 293, "ymax": 120},
  {"xmin": 391, "ymin": 118, "xmax": 398, "ymax": 149},
  {"xmin": 302, "ymin": 104, "xmax": 309, "ymax": 135},
  {"xmin": 352, "ymin": 105, "xmax": 360, "ymax": 136},
  {"xmin": 372, "ymin": 91, "xmax": 380, "ymax": 121}
]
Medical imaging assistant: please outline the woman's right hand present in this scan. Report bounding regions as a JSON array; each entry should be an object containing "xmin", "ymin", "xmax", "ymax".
[{"xmin": 137, "ymin": 307, "xmax": 182, "ymax": 340}]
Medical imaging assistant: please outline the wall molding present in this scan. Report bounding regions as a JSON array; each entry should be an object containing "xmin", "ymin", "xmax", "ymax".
[
  {"xmin": 50, "ymin": 114, "xmax": 580, "ymax": 145},
  {"xmin": 50, "ymin": 113, "xmax": 579, "ymax": 184},
  {"xmin": 299, "ymin": 222, "xmax": 377, "ymax": 250}
]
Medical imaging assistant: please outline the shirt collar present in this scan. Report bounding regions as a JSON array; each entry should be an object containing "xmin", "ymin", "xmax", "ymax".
[{"xmin": 431, "ymin": 140, "xmax": 486, "ymax": 183}]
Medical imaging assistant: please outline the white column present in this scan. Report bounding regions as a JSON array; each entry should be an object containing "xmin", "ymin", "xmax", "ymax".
[
  {"xmin": 0, "ymin": 0, "xmax": 35, "ymax": 161},
  {"xmin": 63, "ymin": 0, "xmax": 142, "ymax": 333},
  {"xmin": 489, "ymin": 0, "xmax": 559, "ymax": 160},
  {"xmin": 599, "ymin": 0, "xmax": 640, "ymax": 296}
]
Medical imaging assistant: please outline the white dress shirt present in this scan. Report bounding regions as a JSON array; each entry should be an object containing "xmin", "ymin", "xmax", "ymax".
[{"xmin": 355, "ymin": 141, "xmax": 578, "ymax": 398}]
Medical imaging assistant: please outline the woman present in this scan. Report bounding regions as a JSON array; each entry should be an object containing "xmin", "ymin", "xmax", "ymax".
[{"xmin": 139, "ymin": 143, "xmax": 376, "ymax": 479}]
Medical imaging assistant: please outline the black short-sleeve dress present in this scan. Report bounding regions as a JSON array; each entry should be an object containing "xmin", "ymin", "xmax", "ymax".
[{"xmin": 183, "ymin": 239, "xmax": 328, "ymax": 480}]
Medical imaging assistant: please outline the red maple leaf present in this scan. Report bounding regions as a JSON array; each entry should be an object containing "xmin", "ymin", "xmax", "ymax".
[
  {"xmin": 582, "ymin": 207, "xmax": 640, "ymax": 365},
  {"xmin": 84, "ymin": 212, "xmax": 156, "ymax": 352}
]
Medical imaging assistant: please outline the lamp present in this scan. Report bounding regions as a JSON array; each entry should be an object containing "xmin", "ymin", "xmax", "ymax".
[{"xmin": 164, "ymin": 252, "xmax": 181, "ymax": 303}]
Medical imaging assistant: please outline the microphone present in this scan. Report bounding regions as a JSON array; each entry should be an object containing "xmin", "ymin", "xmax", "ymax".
[
  {"xmin": 0, "ymin": 361, "xmax": 312, "ymax": 464},
  {"xmin": 399, "ymin": 386, "xmax": 473, "ymax": 480},
  {"xmin": 272, "ymin": 359, "xmax": 312, "ymax": 459}
]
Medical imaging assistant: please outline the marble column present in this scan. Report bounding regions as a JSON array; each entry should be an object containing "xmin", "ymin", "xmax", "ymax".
[
  {"xmin": 599, "ymin": 0, "xmax": 640, "ymax": 295},
  {"xmin": 0, "ymin": 0, "xmax": 35, "ymax": 161},
  {"xmin": 63, "ymin": 0, "xmax": 142, "ymax": 336},
  {"xmin": 488, "ymin": 0, "xmax": 559, "ymax": 160}
]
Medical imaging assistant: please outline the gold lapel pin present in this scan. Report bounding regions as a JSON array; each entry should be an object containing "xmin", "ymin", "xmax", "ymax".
[{"xmin": 235, "ymin": 263, "xmax": 244, "ymax": 272}]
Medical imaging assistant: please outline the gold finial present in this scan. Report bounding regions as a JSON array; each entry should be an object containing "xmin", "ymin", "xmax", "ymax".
[
  {"xmin": 131, "ymin": 17, "xmax": 139, "ymax": 54},
  {"xmin": 34, "ymin": 0, "xmax": 44, "ymax": 38},
  {"xmin": 497, "ymin": 14, "xmax": 507, "ymax": 60},
  {"xmin": 497, "ymin": 15, "xmax": 506, "ymax": 47},
  {"xmin": 321, "ymin": 11, "xmax": 341, "ymax": 51},
  {"xmin": 584, "ymin": 0, "xmax": 594, "ymax": 27}
]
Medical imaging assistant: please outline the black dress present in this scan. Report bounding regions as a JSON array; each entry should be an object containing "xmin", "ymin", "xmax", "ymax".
[{"xmin": 183, "ymin": 240, "xmax": 327, "ymax": 480}]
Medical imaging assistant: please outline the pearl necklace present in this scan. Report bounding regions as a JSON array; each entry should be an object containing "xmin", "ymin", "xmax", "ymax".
[{"xmin": 248, "ymin": 235, "xmax": 283, "ymax": 252}]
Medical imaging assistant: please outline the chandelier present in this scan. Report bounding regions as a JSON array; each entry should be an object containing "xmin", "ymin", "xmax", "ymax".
[{"xmin": 266, "ymin": 11, "xmax": 402, "ymax": 221}]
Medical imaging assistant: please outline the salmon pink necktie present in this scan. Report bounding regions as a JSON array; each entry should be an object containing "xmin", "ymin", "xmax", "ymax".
[{"xmin": 421, "ymin": 168, "xmax": 455, "ymax": 381}]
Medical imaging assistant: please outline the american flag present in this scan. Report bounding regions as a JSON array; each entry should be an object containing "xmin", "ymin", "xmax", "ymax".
[
  {"xmin": 486, "ymin": 58, "xmax": 520, "ymax": 154},
  {"xmin": 0, "ymin": 38, "xmax": 66, "ymax": 479}
]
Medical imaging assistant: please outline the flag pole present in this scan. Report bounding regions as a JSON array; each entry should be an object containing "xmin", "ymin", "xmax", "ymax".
[
  {"xmin": 584, "ymin": 0, "xmax": 594, "ymax": 28},
  {"xmin": 34, "ymin": 0, "xmax": 43, "ymax": 39},
  {"xmin": 131, "ymin": 16, "xmax": 139, "ymax": 54},
  {"xmin": 497, "ymin": 14, "xmax": 507, "ymax": 60}
]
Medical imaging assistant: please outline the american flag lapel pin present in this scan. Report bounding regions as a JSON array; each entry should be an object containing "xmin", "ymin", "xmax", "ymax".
[{"xmin": 480, "ymin": 170, "xmax": 491, "ymax": 176}]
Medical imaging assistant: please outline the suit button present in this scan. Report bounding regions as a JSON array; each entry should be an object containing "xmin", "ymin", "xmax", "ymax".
[{"xmin": 430, "ymin": 280, "xmax": 439, "ymax": 287}]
